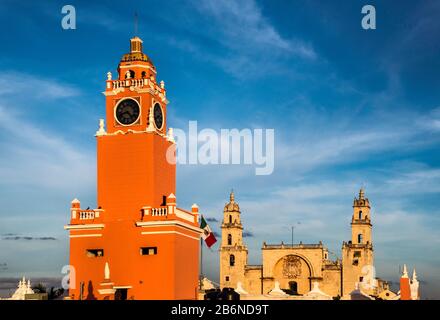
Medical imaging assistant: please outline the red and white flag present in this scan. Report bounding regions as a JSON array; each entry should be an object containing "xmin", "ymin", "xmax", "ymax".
[{"xmin": 200, "ymin": 216, "xmax": 217, "ymax": 248}]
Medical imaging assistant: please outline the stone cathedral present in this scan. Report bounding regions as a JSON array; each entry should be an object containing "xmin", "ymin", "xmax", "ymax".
[{"xmin": 219, "ymin": 189, "xmax": 389, "ymax": 298}]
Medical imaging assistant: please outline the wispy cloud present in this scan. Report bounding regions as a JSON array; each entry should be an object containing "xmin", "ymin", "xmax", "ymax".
[
  {"xmin": 274, "ymin": 106, "xmax": 439, "ymax": 175},
  {"xmin": 0, "ymin": 104, "xmax": 95, "ymax": 190},
  {"xmin": 170, "ymin": 0, "xmax": 317, "ymax": 78},
  {"xmin": 195, "ymin": 0, "xmax": 315, "ymax": 59},
  {"xmin": 242, "ymin": 230, "xmax": 254, "ymax": 238},
  {"xmin": 0, "ymin": 71, "xmax": 80, "ymax": 99},
  {"xmin": 417, "ymin": 107, "xmax": 440, "ymax": 132},
  {"xmin": 1, "ymin": 236, "xmax": 57, "ymax": 241}
]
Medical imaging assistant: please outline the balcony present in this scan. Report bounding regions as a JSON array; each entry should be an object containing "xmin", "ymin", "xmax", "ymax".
[
  {"xmin": 79, "ymin": 210, "xmax": 98, "ymax": 220},
  {"xmin": 70, "ymin": 207, "xmax": 104, "ymax": 224},
  {"xmin": 151, "ymin": 207, "xmax": 168, "ymax": 217}
]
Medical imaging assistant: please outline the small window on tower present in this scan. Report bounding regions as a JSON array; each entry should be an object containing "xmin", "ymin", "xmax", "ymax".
[
  {"xmin": 353, "ymin": 259, "xmax": 359, "ymax": 266},
  {"xmin": 140, "ymin": 247, "xmax": 157, "ymax": 256},
  {"xmin": 358, "ymin": 234, "xmax": 363, "ymax": 244},
  {"xmin": 229, "ymin": 254, "xmax": 235, "ymax": 267},
  {"xmin": 359, "ymin": 210, "xmax": 362, "ymax": 219},
  {"xmin": 141, "ymin": 71, "xmax": 147, "ymax": 78},
  {"xmin": 229, "ymin": 215, "xmax": 232, "ymax": 224},
  {"xmin": 227, "ymin": 234, "xmax": 232, "ymax": 245},
  {"xmin": 225, "ymin": 276, "xmax": 230, "ymax": 281},
  {"xmin": 86, "ymin": 249, "xmax": 104, "ymax": 258},
  {"xmin": 354, "ymin": 251, "xmax": 361, "ymax": 258}
]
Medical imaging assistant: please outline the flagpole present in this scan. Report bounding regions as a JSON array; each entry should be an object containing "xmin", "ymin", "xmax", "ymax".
[{"xmin": 199, "ymin": 223, "xmax": 203, "ymax": 290}]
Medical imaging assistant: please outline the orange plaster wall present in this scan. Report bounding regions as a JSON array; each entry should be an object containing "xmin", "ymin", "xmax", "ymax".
[
  {"xmin": 68, "ymin": 221, "xmax": 200, "ymax": 300},
  {"xmin": 97, "ymin": 133, "xmax": 175, "ymax": 219},
  {"xmin": 174, "ymin": 232, "xmax": 200, "ymax": 299},
  {"xmin": 400, "ymin": 278, "xmax": 411, "ymax": 300}
]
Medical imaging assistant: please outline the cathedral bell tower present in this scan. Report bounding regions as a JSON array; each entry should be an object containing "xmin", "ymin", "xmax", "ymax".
[
  {"xmin": 342, "ymin": 188, "xmax": 375, "ymax": 296},
  {"xmin": 65, "ymin": 36, "xmax": 201, "ymax": 300},
  {"xmin": 220, "ymin": 191, "xmax": 248, "ymax": 289}
]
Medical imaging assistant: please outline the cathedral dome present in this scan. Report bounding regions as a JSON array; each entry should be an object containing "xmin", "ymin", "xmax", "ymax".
[
  {"xmin": 121, "ymin": 51, "xmax": 152, "ymax": 63},
  {"xmin": 224, "ymin": 191, "xmax": 240, "ymax": 212}
]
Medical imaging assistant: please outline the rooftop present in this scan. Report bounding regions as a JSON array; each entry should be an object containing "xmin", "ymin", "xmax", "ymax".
[{"xmin": 262, "ymin": 241, "xmax": 324, "ymax": 250}]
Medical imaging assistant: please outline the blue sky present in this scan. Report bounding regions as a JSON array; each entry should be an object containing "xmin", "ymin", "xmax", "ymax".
[{"xmin": 0, "ymin": 0, "xmax": 439, "ymax": 298}]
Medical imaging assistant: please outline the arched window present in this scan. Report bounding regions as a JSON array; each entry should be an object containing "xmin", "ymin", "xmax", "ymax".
[
  {"xmin": 229, "ymin": 254, "xmax": 235, "ymax": 266},
  {"xmin": 141, "ymin": 71, "xmax": 147, "ymax": 78},
  {"xmin": 125, "ymin": 70, "xmax": 135, "ymax": 79},
  {"xmin": 358, "ymin": 234, "xmax": 363, "ymax": 244},
  {"xmin": 229, "ymin": 215, "xmax": 232, "ymax": 224},
  {"xmin": 227, "ymin": 234, "xmax": 232, "ymax": 245},
  {"xmin": 359, "ymin": 210, "xmax": 362, "ymax": 220}
]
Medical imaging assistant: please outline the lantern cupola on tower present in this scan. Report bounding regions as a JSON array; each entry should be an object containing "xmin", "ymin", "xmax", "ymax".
[
  {"xmin": 130, "ymin": 36, "xmax": 143, "ymax": 53},
  {"xmin": 224, "ymin": 191, "xmax": 240, "ymax": 213},
  {"xmin": 120, "ymin": 36, "xmax": 153, "ymax": 64},
  {"xmin": 116, "ymin": 36, "xmax": 157, "ymax": 82}
]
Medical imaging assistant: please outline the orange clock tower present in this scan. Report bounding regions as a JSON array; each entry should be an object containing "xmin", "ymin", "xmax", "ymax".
[{"xmin": 65, "ymin": 36, "xmax": 201, "ymax": 300}]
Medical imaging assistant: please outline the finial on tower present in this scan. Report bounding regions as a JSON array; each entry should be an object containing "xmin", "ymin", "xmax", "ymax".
[
  {"xmin": 359, "ymin": 187, "xmax": 365, "ymax": 200},
  {"xmin": 402, "ymin": 264, "xmax": 408, "ymax": 278},
  {"xmin": 104, "ymin": 262, "xmax": 110, "ymax": 280},
  {"xmin": 96, "ymin": 119, "xmax": 106, "ymax": 136},
  {"xmin": 167, "ymin": 127, "xmax": 175, "ymax": 143},
  {"xmin": 225, "ymin": 189, "xmax": 240, "ymax": 212},
  {"xmin": 146, "ymin": 106, "xmax": 155, "ymax": 132},
  {"xmin": 412, "ymin": 268, "xmax": 417, "ymax": 281}
]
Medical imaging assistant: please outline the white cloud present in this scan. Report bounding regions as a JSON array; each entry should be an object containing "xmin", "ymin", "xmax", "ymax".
[
  {"xmin": 196, "ymin": 0, "xmax": 315, "ymax": 59},
  {"xmin": 0, "ymin": 72, "xmax": 80, "ymax": 99},
  {"xmin": 417, "ymin": 107, "xmax": 440, "ymax": 132},
  {"xmin": 0, "ymin": 105, "xmax": 94, "ymax": 191},
  {"xmin": 274, "ymin": 105, "xmax": 440, "ymax": 175},
  {"xmin": 174, "ymin": 0, "xmax": 317, "ymax": 78}
]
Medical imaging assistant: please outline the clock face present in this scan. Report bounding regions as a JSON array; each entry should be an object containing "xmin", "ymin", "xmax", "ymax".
[
  {"xmin": 153, "ymin": 103, "xmax": 163, "ymax": 129},
  {"xmin": 115, "ymin": 99, "xmax": 140, "ymax": 126}
]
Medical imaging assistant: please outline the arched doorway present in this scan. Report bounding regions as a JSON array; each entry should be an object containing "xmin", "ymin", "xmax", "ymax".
[
  {"xmin": 272, "ymin": 255, "xmax": 312, "ymax": 295},
  {"xmin": 289, "ymin": 281, "xmax": 298, "ymax": 295}
]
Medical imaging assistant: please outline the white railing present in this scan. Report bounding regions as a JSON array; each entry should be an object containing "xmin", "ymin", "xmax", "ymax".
[
  {"xmin": 112, "ymin": 78, "xmax": 148, "ymax": 89},
  {"xmin": 151, "ymin": 207, "xmax": 167, "ymax": 217},
  {"xmin": 79, "ymin": 210, "xmax": 95, "ymax": 220}
]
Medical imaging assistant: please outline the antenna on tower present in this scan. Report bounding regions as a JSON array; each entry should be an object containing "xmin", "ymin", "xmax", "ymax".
[
  {"xmin": 134, "ymin": 11, "xmax": 138, "ymax": 36},
  {"xmin": 361, "ymin": 181, "xmax": 366, "ymax": 191}
]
